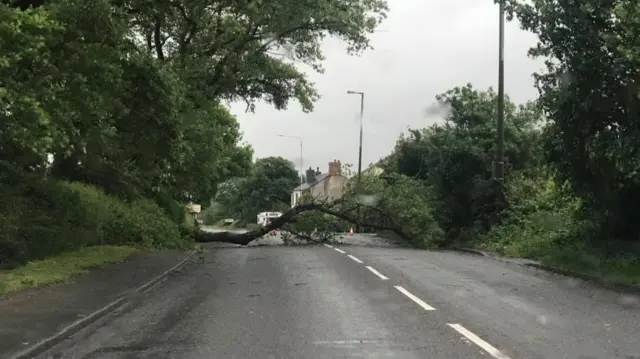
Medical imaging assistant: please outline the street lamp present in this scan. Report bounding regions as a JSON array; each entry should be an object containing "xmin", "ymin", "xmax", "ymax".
[
  {"xmin": 495, "ymin": 0, "xmax": 505, "ymax": 181},
  {"xmin": 277, "ymin": 134, "xmax": 304, "ymax": 186},
  {"xmin": 346, "ymin": 90, "xmax": 364, "ymax": 232}
]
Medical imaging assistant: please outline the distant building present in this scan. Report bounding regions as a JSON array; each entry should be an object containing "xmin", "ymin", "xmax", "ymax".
[{"xmin": 291, "ymin": 160, "xmax": 348, "ymax": 207}]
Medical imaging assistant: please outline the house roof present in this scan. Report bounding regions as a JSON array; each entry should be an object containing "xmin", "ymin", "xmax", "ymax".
[{"xmin": 293, "ymin": 173, "xmax": 329, "ymax": 191}]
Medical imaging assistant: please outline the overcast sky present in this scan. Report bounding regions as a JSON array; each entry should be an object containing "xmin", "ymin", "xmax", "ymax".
[{"xmin": 228, "ymin": 0, "xmax": 544, "ymax": 175}]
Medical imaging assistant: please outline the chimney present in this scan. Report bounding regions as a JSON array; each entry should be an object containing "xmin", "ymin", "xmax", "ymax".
[
  {"xmin": 328, "ymin": 159, "xmax": 342, "ymax": 176},
  {"xmin": 305, "ymin": 167, "xmax": 315, "ymax": 184},
  {"xmin": 315, "ymin": 167, "xmax": 321, "ymax": 176}
]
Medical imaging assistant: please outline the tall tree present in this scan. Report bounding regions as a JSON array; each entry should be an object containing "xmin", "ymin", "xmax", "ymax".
[
  {"xmin": 383, "ymin": 85, "xmax": 543, "ymax": 240},
  {"xmin": 506, "ymin": 0, "xmax": 640, "ymax": 241},
  {"xmin": 4, "ymin": 0, "xmax": 388, "ymax": 202},
  {"xmin": 236, "ymin": 156, "xmax": 300, "ymax": 220}
]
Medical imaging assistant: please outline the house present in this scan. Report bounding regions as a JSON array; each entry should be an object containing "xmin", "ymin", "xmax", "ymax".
[{"xmin": 291, "ymin": 160, "xmax": 348, "ymax": 207}]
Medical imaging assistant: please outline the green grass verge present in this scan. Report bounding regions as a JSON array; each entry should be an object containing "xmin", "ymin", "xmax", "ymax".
[
  {"xmin": 541, "ymin": 247, "xmax": 640, "ymax": 286},
  {"xmin": 0, "ymin": 245, "xmax": 140, "ymax": 295},
  {"xmin": 478, "ymin": 239, "xmax": 640, "ymax": 287}
]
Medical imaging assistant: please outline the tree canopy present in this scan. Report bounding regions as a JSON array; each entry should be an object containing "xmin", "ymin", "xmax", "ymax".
[
  {"xmin": 501, "ymin": 0, "xmax": 640, "ymax": 241},
  {"xmin": 1, "ymin": 0, "xmax": 389, "ymax": 267},
  {"xmin": 2, "ymin": 0, "xmax": 388, "ymax": 198}
]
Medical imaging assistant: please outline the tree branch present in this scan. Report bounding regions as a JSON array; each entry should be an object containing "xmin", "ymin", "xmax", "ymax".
[
  {"xmin": 205, "ymin": 20, "xmax": 347, "ymax": 99},
  {"xmin": 280, "ymin": 224, "xmax": 320, "ymax": 244},
  {"xmin": 192, "ymin": 202, "xmax": 410, "ymax": 246},
  {"xmin": 170, "ymin": 0, "xmax": 197, "ymax": 55},
  {"xmin": 154, "ymin": 15, "xmax": 165, "ymax": 60}
]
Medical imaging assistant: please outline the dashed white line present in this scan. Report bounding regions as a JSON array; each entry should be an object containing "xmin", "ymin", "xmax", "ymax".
[
  {"xmin": 347, "ymin": 254, "xmax": 363, "ymax": 263},
  {"xmin": 365, "ymin": 266, "xmax": 389, "ymax": 280},
  {"xmin": 334, "ymin": 248, "xmax": 346, "ymax": 254},
  {"xmin": 394, "ymin": 286, "xmax": 435, "ymax": 311},
  {"xmin": 447, "ymin": 323, "xmax": 512, "ymax": 359},
  {"xmin": 323, "ymin": 244, "xmax": 333, "ymax": 248}
]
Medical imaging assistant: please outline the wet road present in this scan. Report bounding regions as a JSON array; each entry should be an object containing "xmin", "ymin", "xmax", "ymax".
[{"xmin": 39, "ymin": 239, "xmax": 640, "ymax": 359}]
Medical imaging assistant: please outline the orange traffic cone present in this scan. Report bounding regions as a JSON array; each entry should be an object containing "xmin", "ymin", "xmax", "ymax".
[{"xmin": 348, "ymin": 228, "xmax": 354, "ymax": 236}]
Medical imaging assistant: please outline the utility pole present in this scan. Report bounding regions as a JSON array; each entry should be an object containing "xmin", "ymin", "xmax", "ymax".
[
  {"xmin": 347, "ymin": 90, "xmax": 364, "ymax": 232},
  {"xmin": 277, "ymin": 134, "xmax": 303, "ymax": 186},
  {"xmin": 495, "ymin": 0, "xmax": 505, "ymax": 181}
]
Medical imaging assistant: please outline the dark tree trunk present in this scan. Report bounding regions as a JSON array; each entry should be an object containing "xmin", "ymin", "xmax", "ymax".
[{"xmin": 192, "ymin": 202, "xmax": 410, "ymax": 245}]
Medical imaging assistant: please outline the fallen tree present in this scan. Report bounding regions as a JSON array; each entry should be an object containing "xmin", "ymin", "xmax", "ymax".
[{"xmin": 192, "ymin": 200, "xmax": 409, "ymax": 246}]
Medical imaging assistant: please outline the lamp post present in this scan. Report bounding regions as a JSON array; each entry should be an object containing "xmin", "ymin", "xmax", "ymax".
[
  {"xmin": 346, "ymin": 90, "xmax": 364, "ymax": 232},
  {"xmin": 277, "ymin": 134, "xmax": 303, "ymax": 186},
  {"xmin": 495, "ymin": 0, "xmax": 505, "ymax": 181}
]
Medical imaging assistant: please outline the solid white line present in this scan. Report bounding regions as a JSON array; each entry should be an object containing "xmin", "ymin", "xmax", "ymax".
[
  {"xmin": 366, "ymin": 266, "xmax": 389, "ymax": 280},
  {"xmin": 141, "ymin": 277, "xmax": 166, "ymax": 294},
  {"xmin": 324, "ymin": 244, "xmax": 334, "ymax": 248},
  {"xmin": 394, "ymin": 286, "xmax": 435, "ymax": 311},
  {"xmin": 447, "ymin": 323, "xmax": 512, "ymax": 359},
  {"xmin": 347, "ymin": 254, "xmax": 363, "ymax": 263},
  {"xmin": 9, "ymin": 251, "xmax": 196, "ymax": 359},
  {"xmin": 334, "ymin": 248, "xmax": 346, "ymax": 254}
]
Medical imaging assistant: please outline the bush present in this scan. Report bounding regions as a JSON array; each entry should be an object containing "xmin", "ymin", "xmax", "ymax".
[
  {"xmin": 0, "ymin": 173, "xmax": 191, "ymax": 269},
  {"xmin": 475, "ymin": 170, "xmax": 640, "ymax": 285},
  {"xmin": 478, "ymin": 171, "xmax": 593, "ymax": 261},
  {"xmin": 154, "ymin": 192, "xmax": 187, "ymax": 225}
]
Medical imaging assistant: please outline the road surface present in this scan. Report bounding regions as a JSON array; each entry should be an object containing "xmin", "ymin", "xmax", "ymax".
[{"xmin": 39, "ymin": 236, "xmax": 640, "ymax": 359}]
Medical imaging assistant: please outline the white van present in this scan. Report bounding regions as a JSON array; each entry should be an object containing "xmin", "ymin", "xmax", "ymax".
[{"xmin": 257, "ymin": 212, "xmax": 282, "ymax": 227}]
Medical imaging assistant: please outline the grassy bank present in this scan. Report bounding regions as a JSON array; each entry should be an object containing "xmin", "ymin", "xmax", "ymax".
[
  {"xmin": 475, "ymin": 174, "xmax": 640, "ymax": 287},
  {"xmin": 1, "ymin": 162, "xmax": 193, "ymax": 271},
  {"xmin": 478, "ymin": 237, "xmax": 640, "ymax": 286},
  {"xmin": 0, "ymin": 246, "xmax": 140, "ymax": 295}
]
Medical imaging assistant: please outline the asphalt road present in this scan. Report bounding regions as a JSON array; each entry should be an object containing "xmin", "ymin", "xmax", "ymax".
[{"xmin": 39, "ymin": 236, "xmax": 640, "ymax": 359}]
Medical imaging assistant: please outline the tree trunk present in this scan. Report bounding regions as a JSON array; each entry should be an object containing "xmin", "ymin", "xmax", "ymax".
[{"xmin": 192, "ymin": 202, "xmax": 409, "ymax": 245}]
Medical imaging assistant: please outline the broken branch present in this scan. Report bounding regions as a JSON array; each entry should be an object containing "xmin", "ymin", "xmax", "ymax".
[{"xmin": 192, "ymin": 201, "xmax": 410, "ymax": 245}]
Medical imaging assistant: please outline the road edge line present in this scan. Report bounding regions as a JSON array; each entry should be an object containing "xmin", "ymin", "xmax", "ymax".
[{"xmin": 9, "ymin": 250, "xmax": 196, "ymax": 359}]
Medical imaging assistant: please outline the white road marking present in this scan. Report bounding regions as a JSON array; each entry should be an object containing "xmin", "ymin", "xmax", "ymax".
[
  {"xmin": 334, "ymin": 248, "xmax": 346, "ymax": 254},
  {"xmin": 347, "ymin": 255, "xmax": 363, "ymax": 263},
  {"xmin": 447, "ymin": 323, "xmax": 512, "ymax": 359},
  {"xmin": 394, "ymin": 286, "xmax": 435, "ymax": 311},
  {"xmin": 142, "ymin": 278, "xmax": 165, "ymax": 294},
  {"xmin": 324, "ymin": 244, "xmax": 333, "ymax": 248},
  {"xmin": 366, "ymin": 266, "xmax": 389, "ymax": 280}
]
